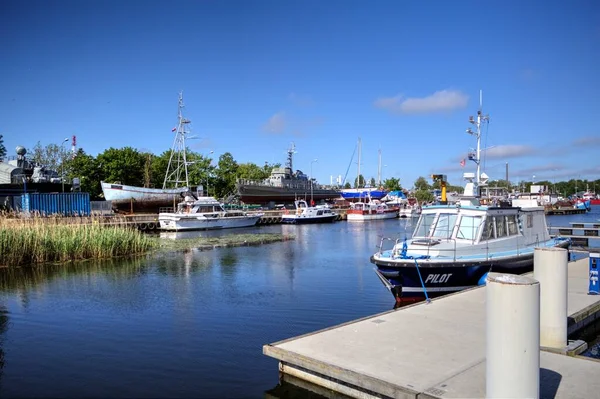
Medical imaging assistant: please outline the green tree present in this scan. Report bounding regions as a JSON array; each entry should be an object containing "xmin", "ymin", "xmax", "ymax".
[
  {"xmin": 67, "ymin": 149, "xmax": 102, "ymax": 198},
  {"xmin": 96, "ymin": 147, "xmax": 146, "ymax": 187},
  {"xmin": 213, "ymin": 152, "xmax": 239, "ymax": 199},
  {"xmin": 354, "ymin": 175, "xmax": 365, "ymax": 188},
  {"xmin": 414, "ymin": 189, "xmax": 435, "ymax": 204},
  {"xmin": 0, "ymin": 135, "xmax": 6, "ymax": 160},
  {"xmin": 413, "ymin": 176, "xmax": 431, "ymax": 191},
  {"xmin": 369, "ymin": 177, "xmax": 376, "ymax": 187},
  {"xmin": 383, "ymin": 177, "xmax": 402, "ymax": 191},
  {"xmin": 237, "ymin": 162, "xmax": 271, "ymax": 181},
  {"xmin": 343, "ymin": 182, "xmax": 351, "ymax": 189},
  {"xmin": 30, "ymin": 141, "xmax": 64, "ymax": 171}
]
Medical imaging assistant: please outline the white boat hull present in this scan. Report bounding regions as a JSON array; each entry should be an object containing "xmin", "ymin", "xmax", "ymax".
[
  {"xmin": 347, "ymin": 211, "xmax": 398, "ymax": 221},
  {"xmin": 159, "ymin": 213, "xmax": 261, "ymax": 231},
  {"xmin": 101, "ymin": 181, "xmax": 188, "ymax": 203}
]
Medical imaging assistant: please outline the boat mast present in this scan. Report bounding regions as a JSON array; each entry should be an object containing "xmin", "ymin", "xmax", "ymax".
[
  {"xmin": 163, "ymin": 91, "xmax": 191, "ymax": 189},
  {"xmin": 377, "ymin": 147, "xmax": 382, "ymax": 186},
  {"xmin": 466, "ymin": 90, "xmax": 490, "ymax": 187},
  {"xmin": 357, "ymin": 137, "xmax": 361, "ymax": 188},
  {"xmin": 286, "ymin": 142, "xmax": 295, "ymax": 171}
]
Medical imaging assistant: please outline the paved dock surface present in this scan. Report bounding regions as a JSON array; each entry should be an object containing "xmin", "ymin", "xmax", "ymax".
[{"xmin": 264, "ymin": 258, "xmax": 600, "ymax": 399}]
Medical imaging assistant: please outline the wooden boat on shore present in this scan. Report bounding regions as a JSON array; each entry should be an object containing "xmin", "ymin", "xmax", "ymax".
[{"xmin": 101, "ymin": 92, "xmax": 196, "ymax": 213}]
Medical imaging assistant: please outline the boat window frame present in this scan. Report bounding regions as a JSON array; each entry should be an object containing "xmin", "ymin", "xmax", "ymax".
[
  {"xmin": 495, "ymin": 215, "xmax": 507, "ymax": 238},
  {"xmin": 481, "ymin": 216, "xmax": 495, "ymax": 241},
  {"xmin": 431, "ymin": 213, "xmax": 458, "ymax": 239},
  {"xmin": 413, "ymin": 212, "xmax": 437, "ymax": 238},
  {"xmin": 455, "ymin": 214, "xmax": 483, "ymax": 242},
  {"xmin": 507, "ymin": 214, "xmax": 519, "ymax": 235}
]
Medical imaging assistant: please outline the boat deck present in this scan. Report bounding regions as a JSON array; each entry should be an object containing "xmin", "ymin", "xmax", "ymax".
[
  {"xmin": 378, "ymin": 238, "xmax": 566, "ymax": 262},
  {"xmin": 264, "ymin": 257, "xmax": 600, "ymax": 398}
]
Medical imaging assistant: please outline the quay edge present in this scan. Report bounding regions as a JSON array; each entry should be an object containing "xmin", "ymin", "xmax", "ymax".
[{"xmin": 264, "ymin": 257, "xmax": 600, "ymax": 399}]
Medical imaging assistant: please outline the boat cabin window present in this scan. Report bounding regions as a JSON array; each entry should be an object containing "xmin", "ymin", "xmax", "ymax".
[
  {"xmin": 317, "ymin": 210, "xmax": 323, "ymax": 215},
  {"xmin": 507, "ymin": 215, "xmax": 518, "ymax": 235},
  {"xmin": 414, "ymin": 213, "xmax": 436, "ymax": 237},
  {"xmin": 496, "ymin": 216, "xmax": 507, "ymax": 238},
  {"xmin": 432, "ymin": 213, "xmax": 457, "ymax": 239},
  {"xmin": 481, "ymin": 217, "xmax": 495, "ymax": 240},
  {"xmin": 456, "ymin": 215, "xmax": 482, "ymax": 241}
]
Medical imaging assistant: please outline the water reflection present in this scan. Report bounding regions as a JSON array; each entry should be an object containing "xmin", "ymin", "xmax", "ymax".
[
  {"xmin": 0, "ymin": 256, "xmax": 148, "ymax": 293},
  {"xmin": 265, "ymin": 380, "xmax": 352, "ymax": 399},
  {"xmin": 0, "ymin": 306, "xmax": 7, "ymax": 389}
]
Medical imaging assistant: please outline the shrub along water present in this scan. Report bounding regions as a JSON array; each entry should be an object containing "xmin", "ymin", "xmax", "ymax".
[{"xmin": 0, "ymin": 216, "xmax": 156, "ymax": 267}]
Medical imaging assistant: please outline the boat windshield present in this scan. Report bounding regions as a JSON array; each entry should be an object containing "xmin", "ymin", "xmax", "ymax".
[
  {"xmin": 414, "ymin": 213, "xmax": 436, "ymax": 238},
  {"xmin": 456, "ymin": 215, "xmax": 483, "ymax": 241},
  {"xmin": 431, "ymin": 213, "xmax": 457, "ymax": 239}
]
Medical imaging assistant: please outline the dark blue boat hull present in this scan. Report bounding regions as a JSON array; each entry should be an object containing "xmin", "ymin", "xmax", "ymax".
[{"xmin": 371, "ymin": 239, "xmax": 571, "ymax": 301}]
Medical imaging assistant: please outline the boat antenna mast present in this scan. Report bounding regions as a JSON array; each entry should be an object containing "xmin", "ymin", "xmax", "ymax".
[
  {"xmin": 163, "ymin": 91, "xmax": 191, "ymax": 189},
  {"xmin": 465, "ymin": 90, "xmax": 490, "ymax": 188},
  {"xmin": 286, "ymin": 142, "xmax": 296, "ymax": 171}
]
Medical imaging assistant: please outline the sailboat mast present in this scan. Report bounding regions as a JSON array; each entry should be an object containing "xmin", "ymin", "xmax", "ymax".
[
  {"xmin": 357, "ymin": 137, "xmax": 361, "ymax": 188},
  {"xmin": 476, "ymin": 90, "xmax": 482, "ymax": 186},
  {"xmin": 377, "ymin": 148, "xmax": 382, "ymax": 186}
]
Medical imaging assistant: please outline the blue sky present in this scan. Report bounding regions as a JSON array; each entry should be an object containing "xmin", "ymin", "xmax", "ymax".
[{"xmin": 1, "ymin": 0, "xmax": 599, "ymax": 189}]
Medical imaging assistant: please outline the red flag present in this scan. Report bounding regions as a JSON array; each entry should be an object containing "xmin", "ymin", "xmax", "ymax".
[
  {"xmin": 460, "ymin": 159, "xmax": 466, "ymax": 167},
  {"xmin": 171, "ymin": 127, "xmax": 177, "ymax": 132}
]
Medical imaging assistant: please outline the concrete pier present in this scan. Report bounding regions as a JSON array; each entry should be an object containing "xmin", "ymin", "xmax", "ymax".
[{"xmin": 264, "ymin": 257, "xmax": 600, "ymax": 399}]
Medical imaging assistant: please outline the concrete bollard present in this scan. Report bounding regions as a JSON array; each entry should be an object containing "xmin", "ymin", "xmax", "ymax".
[
  {"xmin": 486, "ymin": 273, "xmax": 539, "ymax": 399},
  {"xmin": 533, "ymin": 247, "xmax": 568, "ymax": 349}
]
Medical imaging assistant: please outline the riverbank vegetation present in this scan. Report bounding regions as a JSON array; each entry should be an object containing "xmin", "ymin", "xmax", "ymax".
[
  {"xmin": 0, "ymin": 216, "xmax": 294, "ymax": 268},
  {"xmin": 156, "ymin": 233, "xmax": 294, "ymax": 252},
  {"xmin": 0, "ymin": 217, "xmax": 156, "ymax": 267}
]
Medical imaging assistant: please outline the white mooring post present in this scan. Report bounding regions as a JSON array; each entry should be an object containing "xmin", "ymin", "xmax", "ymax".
[
  {"xmin": 533, "ymin": 247, "xmax": 568, "ymax": 349},
  {"xmin": 486, "ymin": 273, "xmax": 540, "ymax": 399}
]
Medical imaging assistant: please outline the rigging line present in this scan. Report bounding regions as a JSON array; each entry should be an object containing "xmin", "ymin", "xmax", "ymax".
[{"xmin": 341, "ymin": 142, "xmax": 357, "ymax": 186}]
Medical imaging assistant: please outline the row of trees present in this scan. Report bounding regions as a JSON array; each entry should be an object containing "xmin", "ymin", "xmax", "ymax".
[
  {"xmin": 21, "ymin": 143, "xmax": 409, "ymax": 200},
  {"xmin": 9, "ymin": 141, "xmax": 600, "ymax": 203}
]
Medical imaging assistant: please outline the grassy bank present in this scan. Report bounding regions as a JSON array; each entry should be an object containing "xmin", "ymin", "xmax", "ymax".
[
  {"xmin": 0, "ymin": 216, "xmax": 295, "ymax": 268},
  {"xmin": 0, "ymin": 217, "xmax": 156, "ymax": 267}
]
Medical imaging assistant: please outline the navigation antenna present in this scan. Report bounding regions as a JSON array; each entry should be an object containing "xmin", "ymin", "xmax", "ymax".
[
  {"xmin": 163, "ymin": 91, "xmax": 191, "ymax": 189},
  {"xmin": 465, "ymin": 90, "xmax": 490, "ymax": 187},
  {"xmin": 286, "ymin": 142, "xmax": 297, "ymax": 171}
]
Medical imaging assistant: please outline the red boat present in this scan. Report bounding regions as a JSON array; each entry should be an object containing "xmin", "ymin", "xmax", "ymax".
[{"xmin": 582, "ymin": 192, "xmax": 600, "ymax": 205}]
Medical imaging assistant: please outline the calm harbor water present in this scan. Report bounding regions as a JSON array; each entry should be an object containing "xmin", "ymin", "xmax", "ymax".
[{"xmin": 0, "ymin": 208, "xmax": 599, "ymax": 398}]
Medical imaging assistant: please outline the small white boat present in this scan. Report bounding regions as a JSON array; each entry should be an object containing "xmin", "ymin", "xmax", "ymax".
[
  {"xmin": 281, "ymin": 200, "xmax": 338, "ymax": 224},
  {"xmin": 159, "ymin": 195, "xmax": 262, "ymax": 231},
  {"xmin": 347, "ymin": 200, "xmax": 398, "ymax": 221},
  {"xmin": 398, "ymin": 198, "xmax": 421, "ymax": 219}
]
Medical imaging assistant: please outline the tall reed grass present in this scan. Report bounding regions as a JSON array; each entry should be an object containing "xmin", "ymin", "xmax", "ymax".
[{"xmin": 0, "ymin": 216, "xmax": 156, "ymax": 267}]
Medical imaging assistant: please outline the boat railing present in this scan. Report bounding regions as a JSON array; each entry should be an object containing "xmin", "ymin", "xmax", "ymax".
[{"xmin": 383, "ymin": 234, "xmax": 537, "ymax": 262}]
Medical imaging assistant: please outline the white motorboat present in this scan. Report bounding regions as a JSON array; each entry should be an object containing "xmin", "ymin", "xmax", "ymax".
[
  {"xmin": 398, "ymin": 198, "xmax": 421, "ymax": 218},
  {"xmin": 159, "ymin": 195, "xmax": 262, "ymax": 231},
  {"xmin": 346, "ymin": 200, "xmax": 398, "ymax": 221},
  {"xmin": 370, "ymin": 91, "xmax": 571, "ymax": 304},
  {"xmin": 281, "ymin": 200, "xmax": 338, "ymax": 224}
]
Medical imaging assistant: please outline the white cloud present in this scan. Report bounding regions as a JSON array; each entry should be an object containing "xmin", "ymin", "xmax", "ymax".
[
  {"xmin": 483, "ymin": 145, "xmax": 536, "ymax": 159},
  {"xmin": 572, "ymin": 136, "xmax": 600, "ymax": 147},
  {"xmin": 374, "ymin": 90, "xmax": 469, "ymax": 115},
  {"xmin": 262, "ymin": 112, "xmax": 287, "ymax": 134}
]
